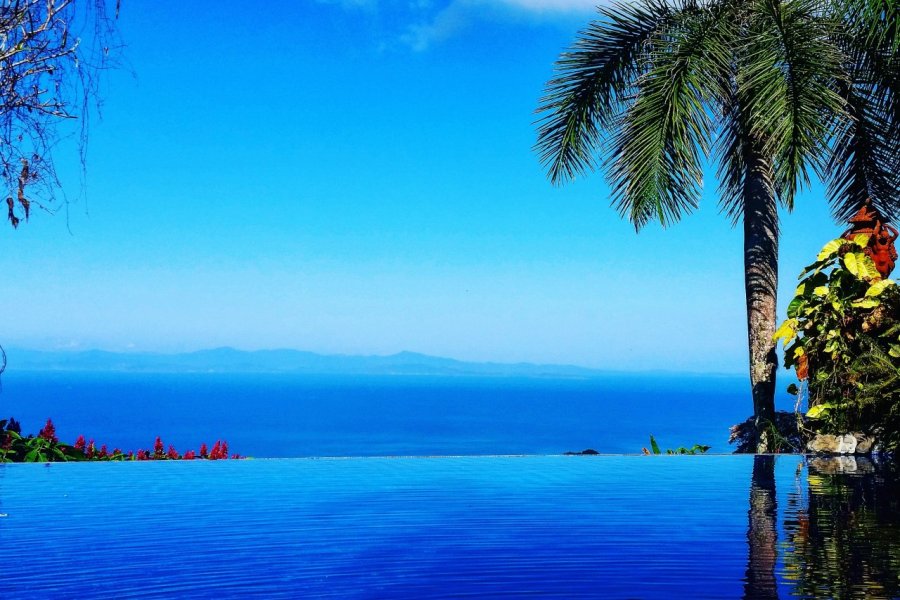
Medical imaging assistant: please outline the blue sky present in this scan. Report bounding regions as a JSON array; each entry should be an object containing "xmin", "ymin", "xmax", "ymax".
[{"xmin": 0, "ymin": 0, "xmax": 845, "ymax": 372}]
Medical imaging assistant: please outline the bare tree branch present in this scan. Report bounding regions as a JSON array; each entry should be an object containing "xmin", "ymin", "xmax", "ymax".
[{"xmin": 0, "ymin": 0, "xmax": 121, "ymax": 227}]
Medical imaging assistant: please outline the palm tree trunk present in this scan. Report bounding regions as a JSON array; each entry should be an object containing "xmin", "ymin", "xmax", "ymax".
[{"xmin": 743, "ymin": 143, "xmax": 778, "ymax": 453}]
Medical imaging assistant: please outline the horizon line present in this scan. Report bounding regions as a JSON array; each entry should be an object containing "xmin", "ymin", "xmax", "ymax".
[{"xmin": 4, "ymin": 345, "xmax": 748, "ymax": 378}]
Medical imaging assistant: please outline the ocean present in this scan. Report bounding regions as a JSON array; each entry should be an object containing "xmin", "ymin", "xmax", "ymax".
[{"xmin": 0, "ymin": 371, "xmax": 794, "ymax": 457}]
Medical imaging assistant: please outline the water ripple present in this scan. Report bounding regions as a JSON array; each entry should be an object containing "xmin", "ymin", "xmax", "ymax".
[{"xmin": 1, "ymin": 455, "xmax": 897, "ymax": 599}]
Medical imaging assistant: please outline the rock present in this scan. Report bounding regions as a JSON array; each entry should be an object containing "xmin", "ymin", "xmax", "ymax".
[
  {"xmin": 807, "ymin": 433, "xmax": 857, "ymax": 454},
  {"xmin": 807, "ymin": 434, "xmax": 837, "ymax": 453},
  {"xmin": 854, "ymin": 433, "xmax": 876, "ymax": 454},
  {"xmin": 563, "ymin": 448, "xmax": 599, "ymax": 456},
  {"xmin": 807, "ymin": 432, "xmax": 879, "ymax": 454},
  {"xmin": 838, "ymin": 434, "xmax": 858, "ymax": 454}
]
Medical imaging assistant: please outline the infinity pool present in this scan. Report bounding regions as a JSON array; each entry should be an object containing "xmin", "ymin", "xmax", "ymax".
[{"xmin": 2, "ymin": 455, "xmax": 898, "ymax": 598}]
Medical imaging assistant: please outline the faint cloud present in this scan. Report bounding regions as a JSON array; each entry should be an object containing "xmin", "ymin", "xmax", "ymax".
[
  {"xmin": 320, "ymin": 0, "xmax": 601, "ymax": 52},
  {"xmin": 402, "ymin": 0, "xmax": 475, "ymax": 51},
  {"xmin": 402, "ymin": 0, "xmax": 600, "ymax": 51}
]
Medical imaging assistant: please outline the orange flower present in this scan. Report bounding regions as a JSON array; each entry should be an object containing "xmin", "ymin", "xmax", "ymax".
[{"xmin": 796, "ymin": 354, "xmax": 809, "ymax": 381}]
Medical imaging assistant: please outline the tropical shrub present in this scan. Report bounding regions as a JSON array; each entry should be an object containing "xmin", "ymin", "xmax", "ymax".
[
  {"xmin": 729, "ymin": 411, "xmax": 804, "ymax": 453},
  {"xmin": 0, "ymin": 418, "xmax": 94, "ymax": 462},
  {"xmin": 643, "ymin": 435, "xmax": 711, "ymax": 455},
  {"xmin": 0, "ymin": 418, "xmax": 240, "ymax": 462},
  {"xmin": 774, "ymin": 235, "xmax": 900, "ymax": 450}
]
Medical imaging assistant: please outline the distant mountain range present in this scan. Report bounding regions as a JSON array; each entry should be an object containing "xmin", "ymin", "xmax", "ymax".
[{"xmin": 3, "ymin": 347, "xmax": 610, "ymax": 378}]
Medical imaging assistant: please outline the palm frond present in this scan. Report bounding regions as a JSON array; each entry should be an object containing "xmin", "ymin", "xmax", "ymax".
[
  {"xmin": 743, "ymin": 0, "xmax": 844, "ymax": 209},
  {"xmin": 825, "ymin": 0, "xmax": 900, "ymax": 221},
  {"xmin": 838, "ymin": 0, "xmax": 900, "ymax": 56},
  {"xmin": 826, "ymin": 81, "xmax": 900, "ymax": 221},
  {"xmin": 534, "ymin": 0, "xmax": 676, "ymax": 185},
  {"xmin": 828, "ymin": 0, "xmax": 900, "ymax": 123},
  {"xmin": 717, "ymin": 87, "xmax": 755, "ymax": 222},
  {"xmin": 609, "ymin": 3, "xmax": 735, "ymax": 228}
]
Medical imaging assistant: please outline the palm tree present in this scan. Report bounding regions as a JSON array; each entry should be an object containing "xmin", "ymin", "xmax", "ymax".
[{"xmin": 535, "ymin": 0, "xmax": 853, "ymax": 451}]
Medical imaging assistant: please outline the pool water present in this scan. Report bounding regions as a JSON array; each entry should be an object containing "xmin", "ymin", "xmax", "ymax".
[{"xmin": 2, "ymin": 455, "xmax": 898, "ymax": 598}]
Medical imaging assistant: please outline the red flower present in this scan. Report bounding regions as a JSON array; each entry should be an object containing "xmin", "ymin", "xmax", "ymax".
[
  {"xmin": 167, "ymin": 445, "xmax": 179, "ymax": 460},
  {"xmin": 74, "ymin": 435, "xmax": 86, "ymax": 451},
  {"xmin": 230, "ymin": 453, "xmax": 240, "ymax": 459},
  {"xmin": 183, "ymin": 450, "xmax": 196, "ymax": 460},
  {"xmin": 127, "ymin": 451, "xmax": 134, "ymax": 460},
  {"xmin": 38, "ymin": 419, "xmax": 58, "ymax": 443},
  {"xmin": 207, "ymin": 441, "xmax": 228, "ymax": 460},
  {"xmin": 87, "ymin": 439, "xmax": 96, "ymax": 459},
  {"xmin": 99, "ymin": 444, "xmax": 109, "ymax": 458},
  {"xmin": 199, "ymin": 443, "xmax": 208, "ymax": 458},
  {"xmin": 154, "ymin": 436, "xmax": 164, "ymax": 457}
]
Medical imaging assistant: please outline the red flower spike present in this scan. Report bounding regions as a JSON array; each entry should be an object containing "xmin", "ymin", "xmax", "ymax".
[
  {"xmin": 154, "ymin": 436, "xmax": 164, "ymax": 457},
  {"xmin": 221, "ymin": 441, "xmax": 228, "ymax": 459},
  {"xmin": 87, "ymin": 440, "xmax": 96, "ymax": 458},
  {"xmin": 74, "ymin": 435, "xmax": 86, "ymax": 451},
  {"xmin": 167, "ymin": 445, "xmax": 179, "ymax": 460},
  {"xmin": 199, "ymin": 443, "xmax": 208, "ymax": 458},
  {"xmin": 99, "ymin": 444, "xmax": 108, "ymax": 458},
  {"xmin": 38, "ymin": 418, "xmax": 58, "ymax": 443},
  {"xmin": 183, "ymin": 450, "xmax": 196, "ymax": 460},
  {"xmin": 210, "ymin": 441, "xmax": 222, "ymax": 460}
]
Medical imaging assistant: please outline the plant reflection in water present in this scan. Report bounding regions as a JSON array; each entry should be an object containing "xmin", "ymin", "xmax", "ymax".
[{"xmin": 746, "ymin": 454, "xmax": 900, "ymax": 599}]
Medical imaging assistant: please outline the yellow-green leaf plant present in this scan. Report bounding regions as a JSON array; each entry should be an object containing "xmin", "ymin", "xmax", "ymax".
[{"xmin": 775, "ymin": 237, "xmax": 900, "ymax": 450}]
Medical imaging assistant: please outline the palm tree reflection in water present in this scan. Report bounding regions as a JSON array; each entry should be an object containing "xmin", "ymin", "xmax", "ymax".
[
  {"xmin": 745, "ymin": 456, "xmax": 778, "ymax": 600},
  {"xmin": 745, "ymin": 455, "xmax": 900, "ymax": 599}
]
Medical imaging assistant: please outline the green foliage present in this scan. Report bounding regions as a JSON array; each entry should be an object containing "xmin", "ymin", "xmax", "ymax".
[
  {"xmin": 0, "ymin": 419, "xmax": 237, "ymax": 462},
  {"xmin": 825, "ymin": 0, "xmax": 900, "ymax": 222},
  {"xmin": 535, "ymin": 0, "xmax": 850, "ymax": 229},
  {"xmin": 0, "ymin": 420, "xmax": 126, "ymax": 463},
  {"xmin": 775, "ymin": 237, "xmax": 900, "ymax": 448},
  {"xmin": 536, "ymin": 0, "xmax": 900, "ymax": 227},
  {"xmin": 645, "ymin": 435, "xmax": 711, "ymax": 455}
]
